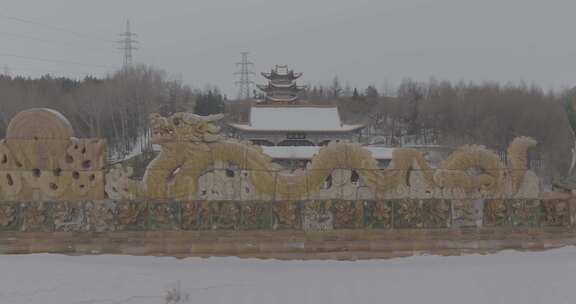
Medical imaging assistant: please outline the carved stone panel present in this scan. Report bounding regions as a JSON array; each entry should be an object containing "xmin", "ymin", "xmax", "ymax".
[
  {"xmin": 149, "ymin": 201, "xmax": 180, "ymax": 230},
  {"xmin": 0, "ymin": 109, "xmax": 106, "ymax": 202},
  {"xmin": 20, "ymin": 202, "xmax": 53, "ymax": 232},
  {"xmin": 422, "ymin": 199, "xmax": 451, "ymax": 228},
  {"xmin": 541, "ymin": 200, "xmax": 570, "ymax": 227},
  {"xmin": 53, "ymin": 201, "xmax": 87, "ymax": 232},
  {"xmin": 302, "ymin": 201, "xmax": 333, "ymax": 231},
  {"xmin": 509, "ymin": 199, "xmax": 541, "ymax": 227},
  {"xmin": 116, "ymin": 201, "xmax": 148, "ymax": 231},
  {"xmin": 272, "ymin": 201, "xmax": 301, "ymax": 230},
  {"xmin": 210, "ymin": 201, "xmax": 240, "ymax": 230},
  {"xmin": 0, "ymin": 202, "xmax": 20, "ymax": 231},
  {"xmin": 484, "ymin": 200, "xmax": 509, "ymax": 227},
  {"xmin": 181, "ymin": 201, "xmax": 210, "ymax": 230},
  {"xmin": 363, "ymin": 200, "xmax": 393, "ymax": 229},
  {"xmin": 330, "ymin": 200, "xmax": 363, "ymax": 229},
  {"xmin": 85, "ymin": 200, "xmax": 116, "ymax": 232},
  {"xmin": 452, "ymin": 199, "xmax": 484, "ymax": 228},
  {"xmin": 240, "ymin": 202, "xmax": 272, "ymax": 230},
  {"xmin": 394, "ymin": 200, "xmax": 424, "ymax": 228}
]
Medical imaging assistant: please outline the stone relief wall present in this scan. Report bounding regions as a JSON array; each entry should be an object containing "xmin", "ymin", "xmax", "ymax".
[
  {"xmin": 0, "ymin": 109, "xmax": 542, "ymax": 202},
  {"xmin": 0, "ymin": 199, "xmax": 572, "ymax": 232},
  {"xmin": 0, "ymin": 109, "xmax": 106, "ymax": 201},
  {"xmin": 1, "ymin": 109, "xmax": 574, "ymax": 258}
]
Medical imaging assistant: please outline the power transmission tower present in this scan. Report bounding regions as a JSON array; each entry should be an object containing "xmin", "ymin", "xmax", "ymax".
[
  {"xmin": 118, "ymin": 19, "xmax": 138, "ymax": 68},
  {"xmin": 234, "ymin": 52, "xmax": 255, "ymax": 100}
]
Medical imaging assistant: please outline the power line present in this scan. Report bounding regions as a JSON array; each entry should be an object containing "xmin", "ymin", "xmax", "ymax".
[
  {"xmin": 0, "ymin": 53, "xmax": 114, "ymax": 69},
  {"xmin": 0, "ymin": 12, "xmax": 115, "ymax": 43},
  {"xmin": 234, "ymin": 52, "xmax": 255, "ymax": 100},
  {"xmin": 0, "ymin": 30, "xmax": 112, "ymax": 52},
  {"xmin": 0, "ymin": 13, "xmax": 119, "ymax": 77},
  {"xmin": 1, "ymin": 65, "xmax": 106, "ymax": 77}
]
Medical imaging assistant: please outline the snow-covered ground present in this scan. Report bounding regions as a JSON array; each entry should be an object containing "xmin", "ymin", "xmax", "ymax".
[{"xmin": 1, "ymin": 248, "xmax": 576, "ymax": 304}]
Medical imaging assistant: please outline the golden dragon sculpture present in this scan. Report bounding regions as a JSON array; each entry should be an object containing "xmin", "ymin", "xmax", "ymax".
[{"xmin": 106, "ymin": 112, "xmax": 539, "ymax": 200}]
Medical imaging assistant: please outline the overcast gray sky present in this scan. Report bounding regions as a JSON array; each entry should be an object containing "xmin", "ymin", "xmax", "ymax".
[{"xmin": 1, "ymin": 0, "xmax": 575, "ymax": 96}]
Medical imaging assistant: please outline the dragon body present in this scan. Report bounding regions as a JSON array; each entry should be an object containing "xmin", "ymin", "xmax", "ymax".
[{"xmin": 107, "ymin": 112, "xmax": 539, "ymax": 200}]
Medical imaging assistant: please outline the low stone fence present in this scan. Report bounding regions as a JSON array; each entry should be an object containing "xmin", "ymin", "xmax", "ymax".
[
  {"xmin": 0, "ymin": 199, "xmax": 574, "ymax": 259},
  {"xmin": 0, "ymin": 199, "xmax": 572, "ymax": 233}
]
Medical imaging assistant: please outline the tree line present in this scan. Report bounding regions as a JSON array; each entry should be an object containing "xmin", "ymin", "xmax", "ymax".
[
  {"xmin": 0, "ymin": 68, "xmax": 574, "ymax": 182},
  {"xmin": 299, "ymin": 78, "xmax": 575, "ymax": 182},
  {"xmin": 0, "ymin": 65, "xmax": 225, "ymax": 159}
]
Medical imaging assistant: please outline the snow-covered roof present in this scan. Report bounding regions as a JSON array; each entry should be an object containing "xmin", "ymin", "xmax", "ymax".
[
  {"xmin": 229, "ymin": 106, "xmax": 365, "ymax": 132},
  {"xmin": 262, "ymin": 146, "xmax": 394, "ymax": 160}
]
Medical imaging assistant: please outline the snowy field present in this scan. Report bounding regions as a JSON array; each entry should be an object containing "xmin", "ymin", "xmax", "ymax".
[{"xmin": 1, "ymin": 248, "xmax": 576, "ymax": 304}]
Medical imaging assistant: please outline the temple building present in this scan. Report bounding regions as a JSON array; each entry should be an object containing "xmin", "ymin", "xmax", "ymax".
[
  {"xmin": 228, "ymin": 65, "xmax": 366, "ymax": 147},
  {"xmin": 227, "ymin": 65, "xmax": 394, "ymax": 168}
]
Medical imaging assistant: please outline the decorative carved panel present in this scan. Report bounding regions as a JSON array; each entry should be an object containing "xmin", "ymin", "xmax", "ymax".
[
  {"xmin": 240, "ymin": 202, "xmax": 271, "ymax": 230},
  {"xmin": 422, "ymin": 199, "xmax": 451, "ymax": 228},
  {"xmin": 394, "ymin": 200, "xmax": 424, "ymax": 228},
  {"xmin": 0, "ymin": 202, "xmax": 19, "ymax": 231},
  {"xmin": 149, "ymin": 201, "xmax": 180, "ymax": 230},
  {"xmin": 542, "ymin": 200, "xmax": 570, "ymax": 227},
  {"xmin": 364, "ymin": 200, "xmax": 393, "ymax": 229},
  {"xmin": 272, "ymin": 201, "xmax": 300, "ymax": 230},
  {"xmin": 0, "ymin": 109, "xmax": 106, "ymax": 202},
  {"xmin": 330, "ymin": 201, "xmax": 363, "ymax": 229},
  {"xmin": 510, "ymin": 199, "xmax": 541, "ymax": 227},
  {"xmin": 484, "ymin": 200, "xmax": 509, "ymax": 227},
  {"xmin": 452, "ymin": 199, "xmax": 483, "ymax": 228}
]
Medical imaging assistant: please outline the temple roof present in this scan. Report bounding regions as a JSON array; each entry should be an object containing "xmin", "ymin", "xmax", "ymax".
[
  {"xmin": 228, "ymin": 106, "xmax": 366, "ymax": 132},
  {"xmin": 261, "ymin": 65, "xmax": 302, "ymax": 80}
]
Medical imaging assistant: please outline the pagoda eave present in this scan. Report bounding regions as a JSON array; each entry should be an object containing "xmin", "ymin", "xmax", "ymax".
[
  {"xmin": 266, "ymin": 96, "xmax": 299, "ymax": 103},
  {"xmin": 261, "ymin": 72, "xmax": 302, "ymax": 81}
]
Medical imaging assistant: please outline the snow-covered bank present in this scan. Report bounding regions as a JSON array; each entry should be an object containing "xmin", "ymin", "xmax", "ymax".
[{"xmin": 1, "ymin": 248, "xmax": 575, "ymax": 304}]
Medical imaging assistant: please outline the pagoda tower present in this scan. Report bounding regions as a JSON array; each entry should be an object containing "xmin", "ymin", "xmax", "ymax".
[{"xmin": 256, "ymin": 65, "xmax": 306, "ymax": 104}]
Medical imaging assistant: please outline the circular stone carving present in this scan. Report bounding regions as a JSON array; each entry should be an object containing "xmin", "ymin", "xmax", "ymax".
[{"xmin": 6, "ymin": 108, "xmax": 74, "ymax": 139}]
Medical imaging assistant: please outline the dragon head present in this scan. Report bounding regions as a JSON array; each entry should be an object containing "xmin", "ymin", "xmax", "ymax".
[{"xmin": 150, "ymin": 112, "xmax": 224, "ymax": 144}]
